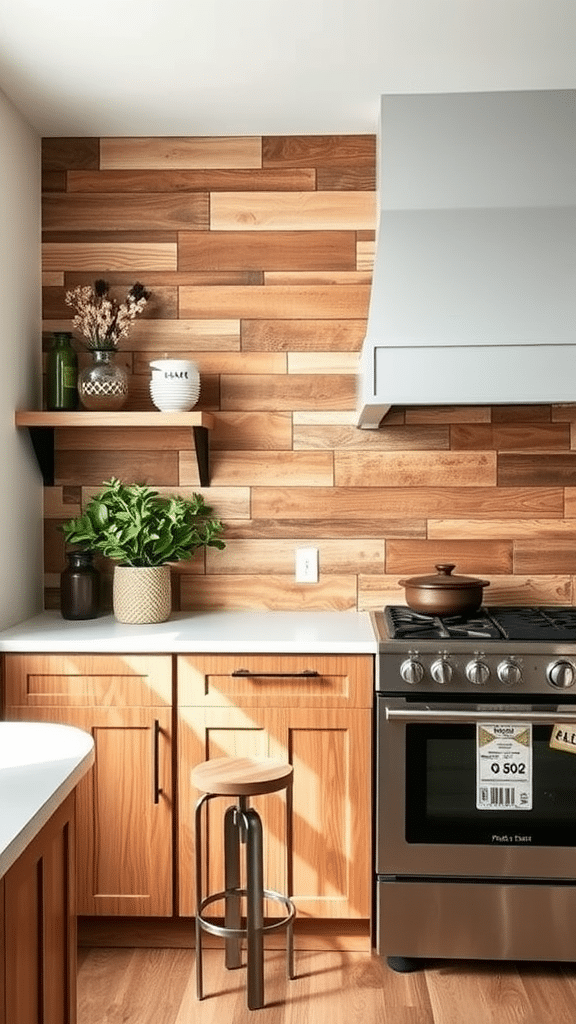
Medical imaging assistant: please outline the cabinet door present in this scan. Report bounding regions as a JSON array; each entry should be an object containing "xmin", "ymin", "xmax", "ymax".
[
  {"xmin": 178, "ymin": 704, "xmax": 371, "ymax": 920},
  {"xmin": 6, "ymin": 706, "xmax": 173, "ymax": 917},
  {"xmin": 4, "ymin": 793, "xmax": 76, "ymax": 1024}
]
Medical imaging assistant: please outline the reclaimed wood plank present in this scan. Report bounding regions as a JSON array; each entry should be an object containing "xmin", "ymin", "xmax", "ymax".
[
  {"xmin": 210, "ymin": 191, "xmax": 375, "ymax": 231},
  {"xmin": 205, "ymin": 538, "xmax": 384, "ymax": 575},
  {"xmin": 241, "ymin": 318, "xmax": 367, "ymax": 351},
  {"xmin": 498, "ymin": 453, "xmax": 576, "ymax": 487},
  {"xmin": 178, "ymin": 230, "xmax": 357, "ymax": 271},
  {"xmin": 223, "ymin": 517, "xmax": 425, "ymax": 539},
  {"xmin": 262, "ymin": 135, "xmax": 375, "ymax": 167},
  {"xmin": 335, "ymin": 451, "xmax": 497, "ymax": 488},
  {"xmin": 183, "ymin": 450, "xmax": 334, "ymax": 487},
  {"xmin": 67, "ymin": 168, "xmax": 316, "ymax": 192},
  {"xmin": 294, "ymin": 424, "xmax": 449, "ymax": 451},
  {"xmin": 179, "ymin": 283, "xmax": 370, "ymax": 319},
  {"xmin": 100, "ymin": 137, "xmax": 262, "ymax": 170},
  {"xmin": 42, "ymin": 138, "xmax": 99, "ymax": 171},
  {"xmin": 251, "ymin": 487, "xmax": 564, "ymax": 520},
  {"xmin": 450, "ymin": 423, "xmax": 570, "ymax": 450},
  {"xmin": 386, "ymin": 539, "xmax": 513, "ymax": 575},
  {"xmin": 220, "ymin": 373, "xmax": 356, "ymax": 410},
  {"xmin": 180, "ymin": 573, "xmax": 357, "ymax": 611},
  {"xmin": 43, "ymin": 193, "xmax": 209, "ymax": 232},
  {"xmin": 42, "ymin": 242, "xmax": 177, "ymax": 272},
  {"xmin": 514, "ymin": 539, "xmax": 576, "ymax": 574}
]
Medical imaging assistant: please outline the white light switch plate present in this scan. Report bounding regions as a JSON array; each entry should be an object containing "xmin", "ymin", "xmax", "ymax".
[{"xmin": 295, "ymin": 547, "xmax": 319, "ymax": 583}]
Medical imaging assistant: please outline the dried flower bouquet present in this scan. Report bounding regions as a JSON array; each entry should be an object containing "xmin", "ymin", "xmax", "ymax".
[{"xmin": 65, "ymin": 279, "xmax": 150, "ymax": 351}]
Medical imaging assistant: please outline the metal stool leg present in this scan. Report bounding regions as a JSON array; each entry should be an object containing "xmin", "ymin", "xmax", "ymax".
[
  {"xmin": 224, "ymin": 804, "xmax": 242, "ymax": 969},
  {"xmin": 286, "ymin": 780, "xmax": 295, "ymax": 980},
  {"xmin": 244, "ymin": 806, "xmax": 264, "ymax": 1010},
  {"xmin": 194, "ymin": 793, "xmax": 210, "ymax": 1001}
]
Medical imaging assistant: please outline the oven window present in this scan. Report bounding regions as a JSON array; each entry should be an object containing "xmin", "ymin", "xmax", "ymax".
[{"xmin": 405, "ymin": 723, "xmax": 576, "ymax": 846}]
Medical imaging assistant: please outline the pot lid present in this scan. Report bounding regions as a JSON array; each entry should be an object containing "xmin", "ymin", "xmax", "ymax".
[{"xmin": 399, "ymin": 564, "xmax": 490, "ymax": 590}]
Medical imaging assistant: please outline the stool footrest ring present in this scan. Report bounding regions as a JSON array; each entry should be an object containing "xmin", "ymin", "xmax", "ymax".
[{"xmin": 197, "ymin": 887, "xmax": 296, "ymax": 940}]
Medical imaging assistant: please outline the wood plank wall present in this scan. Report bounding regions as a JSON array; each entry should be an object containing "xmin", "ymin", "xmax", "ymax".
[{"xmin": 41, "ymin": 136, "xmax": 576, "ymax": 613}]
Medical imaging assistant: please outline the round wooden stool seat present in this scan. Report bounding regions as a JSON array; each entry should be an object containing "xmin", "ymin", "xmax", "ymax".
[{"xmin": 191, "ymin": 756, "xmax": 293, "ymax": 797}]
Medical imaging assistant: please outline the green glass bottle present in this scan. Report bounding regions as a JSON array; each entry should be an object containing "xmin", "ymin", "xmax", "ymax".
[{"xmin": 46, "ymin": 332, "xmax": 78, "ymax": 410}]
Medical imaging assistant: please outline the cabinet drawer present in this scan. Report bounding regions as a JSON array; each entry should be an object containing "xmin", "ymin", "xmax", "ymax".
[
  {"xmin": 4, "ymin": 654, "xmax": 172, "ymax": 708},
  {"xmin": 177, "ymin": 654, "xmax": 373, "ymax": 708}
]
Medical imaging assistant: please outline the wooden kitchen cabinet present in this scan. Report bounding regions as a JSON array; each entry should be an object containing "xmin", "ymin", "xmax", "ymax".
[
  {"xmin": 177, "ymin": 654, "xmax": 373, "ymax": 920},
  {"xmin": 2, "ymin": 792, "xmax": 76, "ymax": 1024},
  {"xmin": 3, "ymin": 654, "xmax": 173, "ymax": 917}
]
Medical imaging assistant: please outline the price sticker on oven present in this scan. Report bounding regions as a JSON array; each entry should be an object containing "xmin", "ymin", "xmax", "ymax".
[{"xmin": 476, "ymin": 724, "xmax": 532, "ymax": 810}]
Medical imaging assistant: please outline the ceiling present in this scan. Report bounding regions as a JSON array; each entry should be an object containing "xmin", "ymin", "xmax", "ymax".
[{"xmin": 1, "ymin": 0, "xmax": 575, "ymax": 137}]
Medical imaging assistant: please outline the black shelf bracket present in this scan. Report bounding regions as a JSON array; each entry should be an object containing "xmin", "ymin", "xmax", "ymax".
[
  {"xmin": 193, "ymin": 425, "xmax": 210, "ymax": 487},
  {"xmin": 27, "ymin": 426, "xmax": 55, "ymax": 486}
]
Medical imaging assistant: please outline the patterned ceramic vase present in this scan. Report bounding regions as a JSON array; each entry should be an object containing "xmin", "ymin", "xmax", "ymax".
[{"xmin": 78, "ymin": 349, "xmax": 128, "ymax": 411}]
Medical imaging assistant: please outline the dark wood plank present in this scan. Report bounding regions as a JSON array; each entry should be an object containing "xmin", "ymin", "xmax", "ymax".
[
  {"xmin": 262, "ymin": 135, "xmax": 376, "ymax": 167},
  {"xmin": 43, "ymin": 193, "xmax": 209, "ymax": 232},
  {"xmin": 386, "ymin": 539, "xmax": 513, "ymax": 575},
  {"xmin": 451, "ymin": 423, "xmax": 570, "ymax": 450},
  {"xmin": 498, "ymin": 453, "xmax": 576, "ymax": 487},
  {"xmin": 42, "ymin": 138, "xmax": 100, "ymax": 171},
  {"xmin": 67, "ymin": 168, "xmax": 316, "ymax": 192}
]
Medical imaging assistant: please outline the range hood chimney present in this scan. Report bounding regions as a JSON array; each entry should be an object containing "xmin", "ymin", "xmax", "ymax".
[{"xmin": 357, "ymin": 90, "xmax": 576, "ymax": 428}]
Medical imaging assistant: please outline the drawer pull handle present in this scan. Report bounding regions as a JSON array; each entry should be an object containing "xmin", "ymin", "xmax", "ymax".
[
  {"xmin": 153, "ymin": 719, "xmax": 163, "ymax": 804},
  {"xmin": 231, "ymin": 669, "xmax": 320, "ymax": 678}
]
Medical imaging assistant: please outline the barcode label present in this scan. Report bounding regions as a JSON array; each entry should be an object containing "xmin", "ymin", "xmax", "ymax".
[{"xmin": 480, "ymin": 786, "xmax": 516, "ymax": 806}]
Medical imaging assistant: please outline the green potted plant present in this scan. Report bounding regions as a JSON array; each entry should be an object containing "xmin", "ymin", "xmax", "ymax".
[{"xmin": 60, "ymin": 477, "xmax": 225, "ymax": 623}]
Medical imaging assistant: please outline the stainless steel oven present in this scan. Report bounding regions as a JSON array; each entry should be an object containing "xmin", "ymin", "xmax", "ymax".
[{"xmin": 372, "ymin": 606, "xmax": 576, "ymax": 970}]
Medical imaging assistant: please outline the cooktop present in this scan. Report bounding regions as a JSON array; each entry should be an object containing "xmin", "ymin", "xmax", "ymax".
[{"xmin": 383, "ymin": 605, "xmax": 576, "ymax": 643}]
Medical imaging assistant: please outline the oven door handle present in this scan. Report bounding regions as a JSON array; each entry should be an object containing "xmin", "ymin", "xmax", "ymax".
[{"xmin": 384, "ymin": 708, "xmax": 576, "ymax": 724}]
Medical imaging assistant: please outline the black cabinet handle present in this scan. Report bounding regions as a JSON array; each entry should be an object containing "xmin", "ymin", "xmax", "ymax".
[
  {"xmin": 153, "ymin": 719, "xmax": 163, "ymax": 804},
  {"xmin": 231, "ymin": 669, "xmax": 320, "ymax": 678}
]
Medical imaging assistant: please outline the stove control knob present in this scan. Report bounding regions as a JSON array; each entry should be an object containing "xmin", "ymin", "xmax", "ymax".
[
  {"xmin": 497, "ymin": 660, "xmax": 522, "ymax": 686},
  {"xmin": 431, "ymin": 658, "xmax": 453, "ymax": 685},
  {"xmin": 466, "ymin": 659, "xmax": 490, "ymax": 685},
  {"xmin": 547, "ymin": 660, "xmax": 576, "ymax": 689},
  {"xmin": 400, "ymin": 658, "xmax": 425, "ymax": 686}
]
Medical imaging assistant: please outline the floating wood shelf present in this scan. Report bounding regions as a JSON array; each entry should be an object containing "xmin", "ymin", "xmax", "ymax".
[{"xmin": 15, "ymin": 410, "xmax": 214, "ymax": 487}]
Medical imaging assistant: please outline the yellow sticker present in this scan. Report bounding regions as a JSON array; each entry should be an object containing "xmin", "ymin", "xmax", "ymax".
[{"xmin": 550, "ymin": 725, "xmax": 576, "ymax": 754}]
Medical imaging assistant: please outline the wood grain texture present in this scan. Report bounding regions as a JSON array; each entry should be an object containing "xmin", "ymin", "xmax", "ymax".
[
  {"xmin": 294, "ymin": 424, "xmax": 449, "ymax": 450},
  {"xmin": 179, "ymin": 230, "xmax": 356, "ymax": 271},
  {"xmin": 451, "ymin": 423, "xmax": 570, "ymax": 450},
  {"xmin": 100, "ymin": 137, "xmax": 262, "ymax": 169},
  {"xmin": 180, "ymin": 574, "xmax": 357, "ymax": 611},
  {"xmin": 335, "ymin": 451, "xmax": 497, "ymax": 487},
  {"xmin": 386, "ymin": 539, "xmax": 513, "ymax": 575},
  {"xmin": 205, "ymin": 538, "xmax": 384, "ymax": 575},
  {"xmin": 42, "ymin": 137, "xmax": 99, "ymax": 171},
  {"xmin": 262, "ymin": 135, "xmax": 375, "ymax": 167},
  {"xmin": 514, "ymin": 539, "xmax": 576, "ymax": 574},
  {"xmin": 43, "ymin": 241, "xmax": 177, "ymax": 272},
  {"xmin": 179, "ymin": 284, "xmax": 370, "ymax": 319},
  {"xmin": 241, "ymin": 318, "xmax": 367, "ymax": 351},
  {"xmin": 498, "ymin": 453, "xmax": 576, "ymax": 486},
  {"xmin": 43, "ymin": 193, "xmax": 209, "ymax": 232},
  {"xmin": 204, "ymin": 450, "xmax": 334, "ymax": 487},
  {"xmin": 68, "ymin": 167, "xmax": 316, "ymax": 192},
  {"xmin": 210, "ymin": 191, "xmax": 375, "ymax": 231},
  {"xmin": 219, "ymin": 373, "xmax": 356, "ymax": 410}
]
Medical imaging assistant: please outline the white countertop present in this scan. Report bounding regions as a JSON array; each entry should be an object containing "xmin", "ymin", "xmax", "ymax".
[
  {"xmin": 0, "ymin": 610, "xmax": 377, "ymax": 654},
  {"xmin": 0, "ymin": 722, "xmax": 95, "ymax": 878}
]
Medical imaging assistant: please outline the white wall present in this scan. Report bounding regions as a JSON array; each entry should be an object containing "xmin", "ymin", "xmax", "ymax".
[{"xmin": 0, "ymin": 88, "xmax": 43, "ymax": 626}]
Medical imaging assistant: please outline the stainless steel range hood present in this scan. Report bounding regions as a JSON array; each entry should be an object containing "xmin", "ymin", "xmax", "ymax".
[{"xmin": 357, "ymin": 90, "xmax": 576, "ymax": 428}]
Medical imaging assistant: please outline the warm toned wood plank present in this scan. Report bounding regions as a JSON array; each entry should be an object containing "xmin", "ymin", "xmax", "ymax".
[
  {"xmin": 179, "ymin": 229, "xmax": 356, "ymax": 271},
  {"xmin": 404, "ymin": 406, "xmax": 492, "ymax": 424},
  {"xmin": 129, "ymin": 318, "xmax": 240, "ymax": 351},
  {"xmin": 514, "ymin": 539, "xmax": 576, "ymax": 574},
  {"xmin": 211, "ymin": 411, "xmax": 292, "ymax": 450},
  {"xmin": 100, "ymin": 137, "xmax": 262, "ymax": 170},
  {"xmin": 498, "ymin": 453, "xmax": 576, "ymax": 486},
  {"xmin": 450, "ymin": 423, "xmax": 570, "ymax": 450},
  {"xmin": 42, "ymin": 170, "xmax": 66, "ymax": 191},
  {"xmin": 316, "ymin": 165, "xmax": 376, "ymax": 190},
  {"xmin": 356, "ymin": 237, "xmax": 375, "ymax": 271},
  {"xmin": 42, "ymin": 241, "xmax": 177, "ymax": 272},
  {"xmin": 335, "ymin": 451, "xmax": 497, "ymax": 488},
  {"xmin": 67, "ymin": 167, "xmax": 316, "ymax": 192},
  {"xmin": 180, "ymin": 284, "xmax": 370, "ymax": 319},
  {"xmin": 224, "ymin": 517, "xmax": 425, "ymax": 540},
  {"xmin": 242, "ymin": 318, "xmax": 367, "ymax": 351},
  {"xmin": 210, "ymin": 191, "xmax": 375, "ymax": 230},
  {"xmin": 492, "ymin": 404, "xmax": 553, "ymax": 421},
  {"xmin": 43, "ymin": 285, "xmax": 177, "ymax": 320},
  {"xmin": 565, "ymin": 488, "xmax": 576, "ymax": 516},
  {"xmin": 287, "ymin": 352, "xmax": 358, "ymax": 374},
  {"xmin": 294, "ymin": 423, "xmax": 450, "ymax": 450},
  {"xmin": 262, "ymin": 135, "xmax": 376, "ymax": 167},
  {"xmin": 43, "ymin": 194, "xmax": 209, "ymax": 232},
  {"xmin": 134, "ymin": 349, "xmax": 285, "ymax": 378},
  {"xmin": 205, "ymin": 538, "xmax": 384, "ymax": 575},
  {"xmin": 42, "ymin": 138, "xmax": 99, "ymax": 171},
  {"xmin": 265, "ymin": 270, "xmax": 371, "ymax": 285},
  {"xmin": 428, "ymin": 518, "xmax": 576, "ymax": 539},
  {"xmin": 198, "ymin": 450, "xmax": 334, "ymax": 487},
  {"xmin": 385, "ymin": 539, "xmax": 513, "ymax": 575},
  {"xmin": 552, "ymin": 404, "xmax": 576, "ymax": 421},
  {"xmin": 220, "ymin": 373, "xmax": 356, "ymax": 410},
  {"xmin": 55, "ymin": 449, "xmax": 180, "ymax": 487},
  {"xmin": 180, "ymin": 574, "xmax": 357, "ymax": 611},
  {"xmin": 252, "ymin": 486, "xmax": 565, "ymax": 520}
]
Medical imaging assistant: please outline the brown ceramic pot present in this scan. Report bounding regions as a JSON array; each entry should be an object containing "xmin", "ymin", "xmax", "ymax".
[{"xmin": 398, "ymin": 563, "xmax": 490, "ymax": 616}]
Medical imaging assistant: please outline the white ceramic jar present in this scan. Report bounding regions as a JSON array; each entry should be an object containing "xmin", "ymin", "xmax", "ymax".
[{"xmin": 149, "ymin": 359, "xmax": 201, "ymax": 411}]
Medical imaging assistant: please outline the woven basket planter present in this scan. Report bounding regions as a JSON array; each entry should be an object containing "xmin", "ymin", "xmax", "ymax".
[{"xmin": 113, "ymin": 565, "xmax": 172, "ymax": 624}]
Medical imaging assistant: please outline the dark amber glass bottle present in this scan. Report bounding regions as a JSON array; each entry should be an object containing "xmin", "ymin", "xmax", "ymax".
[
  {"xmin": 60, "ymin": 550, "xmax": 100, "ymax": 620},
  {"xmin": 47, "ymin": 332, "xmax": 78, "ymax": 410}
]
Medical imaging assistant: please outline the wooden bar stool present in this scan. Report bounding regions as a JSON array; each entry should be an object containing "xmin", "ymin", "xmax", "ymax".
[{"xmin": 192, "ymin": 756, "xmax": 296, "ymax": 1010}]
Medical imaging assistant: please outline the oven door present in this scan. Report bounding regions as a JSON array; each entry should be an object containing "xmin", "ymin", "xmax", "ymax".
[{"xmin": 376, "ymin": 695, "xmax": 576, "ymax": 879}]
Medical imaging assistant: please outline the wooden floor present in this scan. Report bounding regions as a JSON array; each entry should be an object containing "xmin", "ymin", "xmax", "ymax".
[{"xmin": 77, "ymin": 946, "xmax": 576, "ymax": 1023}]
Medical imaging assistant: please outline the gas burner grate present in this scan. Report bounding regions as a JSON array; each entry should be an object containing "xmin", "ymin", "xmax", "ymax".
[
  {"xmin": 384, "ymin": 605, "xmax": 576, "ymax": 641},
  {"xmin": 384, "ymin": 606, "xmax": 501, "ymax": 640}
]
